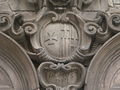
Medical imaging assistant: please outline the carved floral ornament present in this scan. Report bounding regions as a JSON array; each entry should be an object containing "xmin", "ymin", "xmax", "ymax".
[{"xmin": 0, "ymin": 0, "xmax": 120, "ymax": 90}]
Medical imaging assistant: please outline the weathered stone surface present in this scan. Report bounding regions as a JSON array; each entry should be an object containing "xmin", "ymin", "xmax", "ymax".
[
  {"xmin": 85, "ymin": 33, "xmax": 120, "ymax": 90},
  {"xmin": 0, "ymin": 0, "xmax": 120, "ymax": 90},
  {"xmin": 0, "ymin": 32, "xmax": 39, "ymax": 90}
]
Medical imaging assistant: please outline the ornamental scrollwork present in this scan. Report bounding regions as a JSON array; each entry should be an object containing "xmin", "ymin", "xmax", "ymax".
[
  {"xmin": 108, "ymin": 14, "xmax": 120, "ymax": 33},
  {"xmin": 0, "ymin": 0, "xmax": 120, "ymax": 90},
  {"xmin": 0, "ymin": 12, "xmax": 13, "ymax": 32},
  {"xmin": 38, "ymin": 62, "xmax": 86, "ymax": 90}
]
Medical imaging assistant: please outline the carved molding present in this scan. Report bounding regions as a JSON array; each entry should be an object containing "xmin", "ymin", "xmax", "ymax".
[
  {"xmin": 0, "ymin": 32, "xmax": 39, "ymax": 90},
  {"xmin": 85, "ymin": 33, "xmax": 120, "ymax": 90},
  {"xmin": 38, "ymin": 62, "xmax": 86, "ymax": 90},
  {"xmin": 0, "ymin": 0, "xmax": 120, "ymax": 90}
]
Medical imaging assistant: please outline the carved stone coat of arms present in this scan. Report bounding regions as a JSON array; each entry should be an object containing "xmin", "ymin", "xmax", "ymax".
[{"xmin": 0, "ymin": 0, "xmax": 120, "ymax": 90}]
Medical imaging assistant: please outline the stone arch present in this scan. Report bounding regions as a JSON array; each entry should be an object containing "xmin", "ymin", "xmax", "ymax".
[
  {"xmin": 85, "ymin": 33, "xmax": 120, "ymax": 90},
  {"xmin": 0, "ymin": 32, "xmax": 39, "ymax": 90}
]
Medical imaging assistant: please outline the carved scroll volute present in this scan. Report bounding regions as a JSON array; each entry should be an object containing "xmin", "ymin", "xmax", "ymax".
[
  {"xmin": 79, "ymin": 12, "xmax": 112, "ymax": 60},
  {"xmin": 38, "ymin": 62, "xmax": 86, "ymax": 90},
  {"xmin": 9, "ymin": 13, "xmax": 37, "ymax": 39},
  {"xmin": 0, "ymin": 12, "xmax": 13, "ymax": 32},
  {"xmin": 9, "ymin": 14, "xmax": 25, "ymax": 40},
  {"xmin": 108, "ymin": 13, "xmax": 120, "ymax": 33},
  {"xmin": 90, "ymin": 12, "xmax": 111, "ymax": 42}
]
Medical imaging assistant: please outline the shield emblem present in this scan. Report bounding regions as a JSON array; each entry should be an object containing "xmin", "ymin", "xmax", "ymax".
[{"xmin": 41, "ymin": 23, "xmax": 79, "ymax": 60}]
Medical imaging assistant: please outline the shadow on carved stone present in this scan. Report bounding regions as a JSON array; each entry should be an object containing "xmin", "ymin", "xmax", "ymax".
[
  {"xmin": 85, "ymin": 32, "xmax": 120, "ymax": 90},
  {"xmin": 38, "ymin": 62, "xmax": 86, "ymax": 90},
  {"xmin": 0, "ymin": 32, "xmax": 39, "ymax": 90}
]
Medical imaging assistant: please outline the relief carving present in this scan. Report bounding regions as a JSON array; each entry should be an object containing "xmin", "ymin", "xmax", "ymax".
[
  {"xmin": 0, "ymin": 0, "xmax": 120, "ymax": 90},
  {"xmin": 0, "ymin": 67, "xmax": 13, "ymax": 90},
  {"xmin": 38, "ymin": 62, "xmax": 86, "ymax": 90},
  {"xmin": 85, "ymin": 33, "xmax": 120, "ymax": 90},
  {"xmin": 0, "ymin": 32, "xmax": 39, "ymax": 90},
  {"xmin": 0, "ymin": 12, "xmax": 12, "ymax": 32},
  {"xmin": 30, "ymin": 11, "xmax": 88, "ymax": 62}
]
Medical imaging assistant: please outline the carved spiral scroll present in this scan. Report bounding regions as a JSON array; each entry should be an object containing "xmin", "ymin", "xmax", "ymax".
[
  {"xmin": 0, "ymin": 13, "xmax": 12, "ymax": 32},
  {"xmin": 23, "ymin": 22, "xmax": 37, "ymax": 36},
  {"xmin": 11, "ymin": 14, "xmax": 37, "ymax": 40},
  {"xmin": 11, "ymin": 14, "xmax": 24, "ymax": 38},
  {"xmin": 108, "ymin": 14, "xmax": 120, "ymax": 32},
  {"xmin": 84, "ymin": 22, "xmax": 100, "ymax": 36},
  {"xmin": 84, "ymin": 21, "xmax": 111, "ymax": 42}
]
